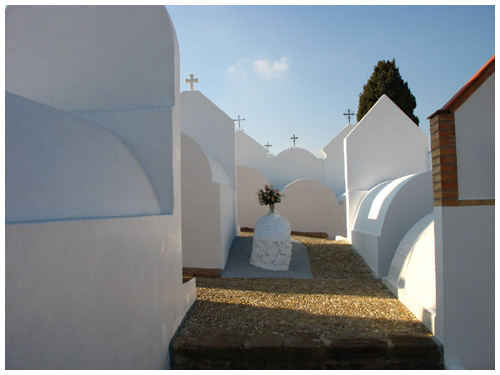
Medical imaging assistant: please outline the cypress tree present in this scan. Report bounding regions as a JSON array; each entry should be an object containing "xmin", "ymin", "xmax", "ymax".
[{"xmin": 357, "ymin": 59, "xmax": 419, "ymax": 125}]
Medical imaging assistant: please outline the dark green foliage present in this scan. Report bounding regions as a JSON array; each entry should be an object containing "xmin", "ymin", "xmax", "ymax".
[{"xmin": 357, "ymin": 59, "xmax": 419, "ymax": 125}]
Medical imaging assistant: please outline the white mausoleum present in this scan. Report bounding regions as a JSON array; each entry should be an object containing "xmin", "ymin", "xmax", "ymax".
[{"xmin": 5, "ymin": 6, "xmax": 195, "ymax": 369}]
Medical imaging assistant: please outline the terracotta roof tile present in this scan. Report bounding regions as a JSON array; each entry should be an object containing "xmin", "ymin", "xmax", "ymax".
[{"xmin": 428, "ymin": 55, "xmax": 495, "ymax": 119}]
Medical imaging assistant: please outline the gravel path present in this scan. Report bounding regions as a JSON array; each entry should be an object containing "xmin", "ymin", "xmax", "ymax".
[{"xmin": 177, "ymin": 234, "xmax": 431, "ymax": 341}]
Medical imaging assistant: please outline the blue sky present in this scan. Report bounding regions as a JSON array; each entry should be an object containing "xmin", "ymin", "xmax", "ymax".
[{"xmin": 167, "ymin": 5, "xmax": 494, "ymax": 156}]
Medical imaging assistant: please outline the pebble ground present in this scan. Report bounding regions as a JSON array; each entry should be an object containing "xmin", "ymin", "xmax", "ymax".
[{"xmin": 177, "ymin": 234, "xmax": 431, "ymax": 341}]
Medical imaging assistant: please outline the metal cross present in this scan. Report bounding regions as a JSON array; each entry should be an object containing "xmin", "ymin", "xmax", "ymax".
[
  {"xmin": 264, "ymin": 142, "xmax": 272, "ymax": 152},
  {"xmin": 185, "ymin": 74, "xmax": 198, "ymax": 91},
  {"xmin": 343, "ymin": 108, "xmax": 355, "ymax": 123},
  {"xmin": 291, "ymin": 134, "xmax": 298, "ymax": 147},
  {"xmin": 233, "ymin": 115, "xmax": 245, "ymax": 130}
]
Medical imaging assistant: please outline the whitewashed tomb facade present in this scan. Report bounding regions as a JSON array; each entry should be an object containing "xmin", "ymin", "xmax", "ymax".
[{"xmin": 5, "ymin": 6, "xmax": 195, "ymax": 369}]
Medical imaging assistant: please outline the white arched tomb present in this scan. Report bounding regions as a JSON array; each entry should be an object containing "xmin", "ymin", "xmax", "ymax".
[
  {"xmin": 351, "ymin": 171, "xmax": 433, "ymax": 277},
  {"xmin": 181, "ymin": 133, "xmax": 237, "ymax": 270},
  {"xmin": 269, "ymin": 148, "xmax": 324, "ymax": 191},
  {"xmin": 383, "ymin": 213, "xmax": 436, "ymax": 334},
  {"xmin": 5, "ymin": 6, "xmax": 195, "ymax": 370},
  {"xmin": 278, "ymin": 179, "xmax": 346, "ymax": 239},
  {"xmin": 344, "ymin": 95, "xmax": 430, "ymax": 241},
  {"xmin": 6, "ymin": 5, "xmax": 177, "ymax": 213},
  {"xmin": 236, "ymin": 166, "xmax": 271, "ymax": 229},
  {"xmin": 6, "ymin": 93, "xmax": 161, "ymax": 222}
]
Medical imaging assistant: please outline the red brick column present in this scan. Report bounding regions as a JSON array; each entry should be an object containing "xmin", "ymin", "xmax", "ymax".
[
  {"xmin": 429, "ymin": 110, "xmax": 494, "ymax": 207},
  {"xmin": 430, "ymin": 111, "xmax": 458, "ymax": 207}
]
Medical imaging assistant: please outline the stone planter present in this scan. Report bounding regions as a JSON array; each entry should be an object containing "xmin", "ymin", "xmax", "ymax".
[{"xmin": 250, "ymin": 210, "xmax": 292, "ymax": 271}]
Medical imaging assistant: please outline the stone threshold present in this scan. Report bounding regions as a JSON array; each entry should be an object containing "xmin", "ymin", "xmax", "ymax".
[
  {"xmin": 183, "ymin": 267, "xmax": 222, "ymax": 278},
  {"xmin": 172, "ymin": 332, "xmax": 443, "ymax": 370},
  {"xmin": 241, "ymin": 227, "xmax": 328, "ymax": 239}
]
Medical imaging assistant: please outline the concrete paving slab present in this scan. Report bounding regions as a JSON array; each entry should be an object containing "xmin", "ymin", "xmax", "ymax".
[{"xmin": 221, "ymin": 236, "xmax": 313, "ymax": 279}]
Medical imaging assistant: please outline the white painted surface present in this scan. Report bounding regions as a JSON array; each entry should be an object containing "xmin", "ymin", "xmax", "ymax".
[
  {"xmin": 5, "ymin": 5, "xmax": 178, "ymax": 214},
  {"xmin": 5, "ymin": 6, "xmax": 176, "ymax": 111},
  {"xmin": 269, "ymin": 148, "xmax": 324, "ymax": 191},
  {"xmin": 278, "ymin": 179, "xmax": 346, "ymax": 238},
  {"xmin": 322, "ymin": 123, "xmax": 354, "ymax": 196},
  {"xmin": 6, "ymin": 216, "xmax": 196, "ymax": 370},
  {"xmin": 236, "ymin": 166, "xmax": 270, "ymax": 229},
  {"xmin": 181, "ymin": 133, "xmax": 236, "ymax": 269},
  {"xmin": 78, "ymin": 107, "xmax": 175, "ymax": 213},
  {"xmin": 434, "ymin": 206, "xmax": 494, "ymax": 369},
  {"xmin": 251, "ymin": 212, "xmax": 292, "ymax": 270},
  {"xmin": 383, "ymin": 213, "xmax": 436, "ymax": 334},
  {"xmin": 235, "ymin": 130, "xmax": 271, "ymax": 177},
  {"xmin": 180, "ymin": 91, "xmax": 236, "ymax": 190},
  {"xmin": 454, "ymin": 73, "xmax": 495, "ymax": 199},
  {"xmin": 344, "ymin": 95, "xmax": 430, "ymax": 240},
  {"xmin": 6, "ymin": 93, "xmax": 161, "ymax": 222},
  {"xmin": 351, "ymin": 171, "xmax": 433, "ymax": 277},
  {"xmin": 5, "ymin": 5, "xmax": 195, "ymax": 369}
]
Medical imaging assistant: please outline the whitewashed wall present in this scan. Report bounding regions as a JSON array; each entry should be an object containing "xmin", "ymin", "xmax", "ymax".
[
  {"xmin": 383, "ymin": 213, "xmax": 436, "ymax": 334},
  {"xmin": 269, "ymin": 148, "xmax": 324, "ymax": 191},
  {"xmin": 351, "ymin": 171, "xmax": 433, "ymax": 277},
  {"xmin": 236, "ymin": 166, "xmax": 270, "ymax": 229},
  {"xmin": 181, "ymin": 133, "xmax": 236, "ymax": 269},
  {"xmin": 435, "ymin": 206, "xmax": 494, "ymax": 369},
  {"xmin": 344, "ymin": 95, "xmax": 430, "ymax": 240},
  {"xmin": 235, "ymin": 127, "xmax": 353, "ymax": 235},
  {"xmin": 433, "ymin": 71, "xmax": 495, "ymax": 370},
  {"xmin": 235, "ymin": 131, "xmax": 271, "ymax": 178},
  {"xmin": 5, "ymin": 93, "xmax": 161, "ymax": 222},
  {"xmin": 278, "ymin": 179, "xmax": 346, "ymax": 238},
  {"xmin": 322, "ymin": 123, "xmax": 354, "ymax": 198},
  {"xmin": 6, "ymin": 216, "xmax": 195, "ymax": 369},
  {"xmin": 179, "ymin": 90, "xmax": 237, "ymax": 270},
  {"xmin": 5, "ymin": 6, "xmax": 195, "ymax": 369},
  {"xmin": 5, "ymin": 5, "xmax": 177, "ymax": 214},
  {"xmin": 454, "ymin": 73, "xmax": 495, "ymax": 199},
  {"xmin": 180, "ymin": 91, "xmax": 236, "ymax": 190}
]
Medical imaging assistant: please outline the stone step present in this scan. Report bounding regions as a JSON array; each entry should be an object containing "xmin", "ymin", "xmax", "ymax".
[
  {"xmin": 241, "ymin": 227, "xmax": 329, "ymax": 239},
  {"xmin": 171, "ymin": 332, "xmax": 443, "ymax": 370}
]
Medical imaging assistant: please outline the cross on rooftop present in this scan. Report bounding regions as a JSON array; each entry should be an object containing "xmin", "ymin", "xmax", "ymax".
[
  {"xmin": 185, "ymin": 74, "xmax": 198, "ymax": 91},
  {"xmin": 264, "ymin": 142, "xmax": 272, "ymax": 152},
  {"xmin": 233, "ymin": 115, "xmax": 245, "ymax": 131},
  {"xmin": 343, "ymin": 108, "xmax": 356, "ymax": 123},
  {"xmin": 291, "ymin": 134, "xmax": 298, "ymax": 147}
]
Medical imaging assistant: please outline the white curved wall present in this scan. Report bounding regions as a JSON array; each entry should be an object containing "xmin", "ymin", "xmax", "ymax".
[
  {"xmin": 180, "ymin": 91, "xmax": 236, "ymax": 190},
  {"xmin": 6, "ymin": 93, "xmax": 161, "ymax": 222},
  {"xmin": 383, "ymin": 213, "xmax": 436, "ymax": 333},
  {"xmin": 181, "ymin": 133, "xmax": 236, "ymax": 269},
  {"xmin": 278, "ymin": 179, "xmax": 346, "ymax": 238},
  {"xmin": 236, "ymin": 166, "xmax": 271, "ymax": 229},
  {"xmin": 351, "ymin": 171, "xmax": 433, "ymax": 277},
  {"xmin": 5, "ymin": 5, "xmax": 177, "ymax": 213},
  {"xmin": 270, "ymin": 148, "xmax": 324, "ymax": 191},
  {"xmin": 344, "ymin": 95, "xmax": 430, "ymax": 239}
]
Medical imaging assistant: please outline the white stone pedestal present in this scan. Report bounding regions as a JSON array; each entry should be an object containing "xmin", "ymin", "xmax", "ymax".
[{"xmin": 250, "ymin": 211, "xmax": 292, "ymax": 271}]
